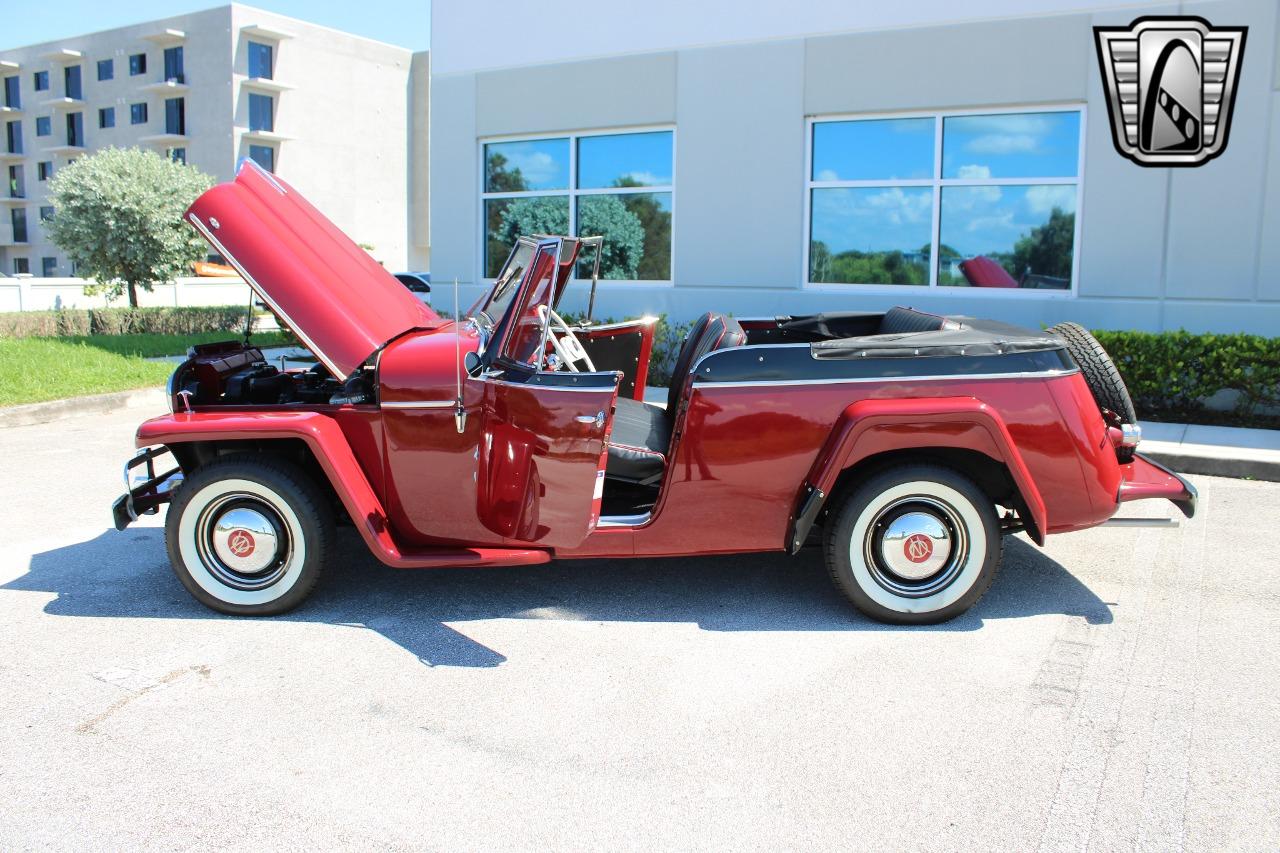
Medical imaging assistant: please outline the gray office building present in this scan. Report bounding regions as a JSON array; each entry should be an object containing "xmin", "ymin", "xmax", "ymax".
[{"xmin": 428, "ymin": 0, "xmax": 1279, "ymax": 334}]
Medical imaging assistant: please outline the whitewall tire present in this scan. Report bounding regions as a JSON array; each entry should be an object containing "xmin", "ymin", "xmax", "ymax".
[
  {"xmin": 824, "ymin": 464, "xmax": 1002, "ymax": 624},
  {"xmin": 165, "ymin": 455, "xmax": 333, "ymax": 616}
]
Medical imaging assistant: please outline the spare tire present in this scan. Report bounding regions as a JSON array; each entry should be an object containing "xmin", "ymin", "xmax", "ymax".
[{"xmin": 1048, "ymin": 321, "xmax": 1138, "ymax": 429}]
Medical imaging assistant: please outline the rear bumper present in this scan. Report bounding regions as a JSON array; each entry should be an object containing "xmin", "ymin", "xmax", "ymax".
[{"xmin": 1118, "ymin": 452, "xmax": 1197, "ymax": 519}]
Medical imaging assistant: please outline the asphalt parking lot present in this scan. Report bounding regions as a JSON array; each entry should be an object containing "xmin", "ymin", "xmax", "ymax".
[{"xmin": 1, "ymin": 406, "xmax": 1278, "ymax": 851}]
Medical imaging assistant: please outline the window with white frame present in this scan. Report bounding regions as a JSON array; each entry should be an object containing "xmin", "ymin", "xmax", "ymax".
[
  {"xmin": 806, "ymin": 108, "xmax": 1082, "ymax": 291},
  {"xmin": 481, "ymin": 129, "xmax": 673, "ymax": 281}
]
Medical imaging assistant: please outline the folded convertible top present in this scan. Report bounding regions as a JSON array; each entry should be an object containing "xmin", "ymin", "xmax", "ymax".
[{"xmin": 810, "ymin": 316, "xmax": 1067, "ymax": 360}]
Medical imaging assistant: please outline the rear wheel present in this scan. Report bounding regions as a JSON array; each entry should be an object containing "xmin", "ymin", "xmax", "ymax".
[
  {"xmin": 824, "ymin": 464, "xmax": 1002, "ymax": 625},
  {"xmin": 165, "ymin": 454, "xmax": 332, "ymax": 616}
]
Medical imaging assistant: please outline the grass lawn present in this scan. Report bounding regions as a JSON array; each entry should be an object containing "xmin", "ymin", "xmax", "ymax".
[{"xmin": 0, "ymin": 332, "xmax": 296, "ymax": 407}]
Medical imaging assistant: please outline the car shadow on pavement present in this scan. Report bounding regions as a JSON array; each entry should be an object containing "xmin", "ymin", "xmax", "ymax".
[{"xmin": 7, "ymin": 527, "xmax": 1112, "ymax": 668}]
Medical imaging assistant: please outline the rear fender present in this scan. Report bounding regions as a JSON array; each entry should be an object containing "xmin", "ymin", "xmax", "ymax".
[{"xmin": 787, "ymin": 397, "xmax": 1048, "ymax": 552}]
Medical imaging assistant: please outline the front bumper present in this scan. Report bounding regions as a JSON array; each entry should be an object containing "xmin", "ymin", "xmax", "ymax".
[
  {"xmin": 1118, "ymin": 452, "xmax": 1198, "ymax": 519},
  {"xmin": 111, "ymin": 447, "xmax": 183, "ymax": 531}
]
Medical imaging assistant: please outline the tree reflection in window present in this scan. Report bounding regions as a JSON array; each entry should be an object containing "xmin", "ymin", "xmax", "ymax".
[{"xmin": 482, "ymin": 131, "xmax": 672, "ymax": 281}]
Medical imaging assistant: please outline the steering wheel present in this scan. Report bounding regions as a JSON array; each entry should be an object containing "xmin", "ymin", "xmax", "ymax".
[{"xmin": 538, "ymin": 305, "xmax": 596, "ymax": 373}]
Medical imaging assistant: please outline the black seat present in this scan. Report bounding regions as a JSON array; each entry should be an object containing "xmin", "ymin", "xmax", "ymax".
[
  {"xmin": 878, "ymin": 306, "xmax": 962, "ymax": 334},
  {"xmin": 605, "ymin": 312, "xmax": 745, "ymax": 484}
]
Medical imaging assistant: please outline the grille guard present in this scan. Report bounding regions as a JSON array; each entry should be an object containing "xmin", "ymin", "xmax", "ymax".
[{"xmin": 111, "ymin": 447, "xmax": 183, "ymax": 531}]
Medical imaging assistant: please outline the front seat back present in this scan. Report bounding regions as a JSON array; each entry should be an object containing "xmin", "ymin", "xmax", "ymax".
[{"xmin": 666, "ymin": 312, "xmax": 746, "ymax": 412}]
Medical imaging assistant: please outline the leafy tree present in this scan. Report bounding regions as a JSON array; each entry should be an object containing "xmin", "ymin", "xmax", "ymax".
[
  {"xmin": 485, "ymin": 152, "xmax": 529, "ymax": 193},
  {"xmin": 809, "ymin": 241, "xmax": 928, "ymax": 285},
  {"xmin": 1011, "ymin": 207, "xmax": 1075, "ymax": 280},
  {"xmin": 489, "ymin": 194, "xmax": 647, "ymax": 280},
  {"xmin": 612, "ymin": 177, "xmax": 671, "ymax": 280},
  {"xmin": 46, "ymin": 147, "xmax": 214, "ymax": 307},
  {"xmin": 578, "ymin": 195, "xmax": 644, "ymax": 280},
  {"xmin": 487, "ymin": 196, "xmax": 569, "ymax": 276}
]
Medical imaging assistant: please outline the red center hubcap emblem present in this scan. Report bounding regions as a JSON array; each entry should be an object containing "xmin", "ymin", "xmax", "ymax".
[
  {"xmin": 227, "ymin": 529, "xmax": 256, "ymax": 558},
  {"xmin": 903, "ymin": 533, "xmax": 933, "ymax": 563}
]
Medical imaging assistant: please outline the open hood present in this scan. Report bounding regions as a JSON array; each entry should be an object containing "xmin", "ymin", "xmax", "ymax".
[{"xmin": 185, "ymin": 160, "xmax": 440, "ymax": 380}]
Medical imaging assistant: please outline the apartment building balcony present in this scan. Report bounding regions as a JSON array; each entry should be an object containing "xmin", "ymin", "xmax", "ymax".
[
  {"xmin": 241, "ymin": 23, "xmax": 295, "ymax": 41},
  {"xmin": 140, "ymin": 79, "xmax": 190, "ymax": 95},
  {"xmin": 0, "ymin": 105, "xmax": 22, "ymax": 117},
  {"xmin": 39, "ymin": 49, "xmax": 83, "ymax": 64},
  {"xmin": 0, "ymin": 150, "xmax": 25, "ymax": 163},
  {"xmin": 240, "ymin": 76, "xmax": 295, "ymax": 94},
  {"xmin": 141, "ymin": 28, "xmax": 186, "ymax": 47},
  {"xmin": 46, "ymin": 142, "xmax": 86, "ymax": 155},
  {"xmin": 0, "ymin": 194, "xmax": 27, "ymax": 206},
  {"xmin": 239, "ymin": 128, "xmax": 292, "ymax": 144},
  {"xmin": 0, "ymin": 60, "xmax": 18, "ymax": 71},
  {"xmin": 40, "ymin": 96, "xmax": 86, "ymax": 111},
  {"xmin": 139, "ymin": 131, "xmax": 188, "ymax": 146}
]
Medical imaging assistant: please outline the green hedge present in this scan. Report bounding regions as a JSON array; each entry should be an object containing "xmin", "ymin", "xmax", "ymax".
[
  {"xmin": 1093, "ymin": 329, "xmax": 1280, "ymax": 422},
  {"xmin": 0, "ymin": 307, "xmax": 255, "ymax": 339}
]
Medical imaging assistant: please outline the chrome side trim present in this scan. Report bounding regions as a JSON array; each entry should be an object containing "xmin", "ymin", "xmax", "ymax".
[
  {"xmin": 188, "ymin": 212, "xmax": 348, "ymax": 381},
  {"xmin": 575, "ymin": 316, "xmax": 660, "ymax": 333},
  {"xmin": 692, "ymin": 368, "xmax": 1081, "ymax": 389},
  {"xmin": 597, "ymin": 512, "xmax": 651, "ymax": 528},
  {"xmin": 1101, "ymin": 517, "xmax": 1179, "ymax": 528},
  {"xmin": 238, "ymin": 156, "xmax": 287, "ymax": 194},
  {"xmin": 381, "ymin": 399, "xmax": 457, "ymax": 410},
  {"xmin": 482, "ymin": 376, "xmax": 621, "ymax": 394}
]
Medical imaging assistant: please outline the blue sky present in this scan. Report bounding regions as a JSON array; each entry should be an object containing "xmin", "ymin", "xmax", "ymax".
[
  {"xmin": 2, "ymin": 0, "xmax": 430, "ymax": 51},
  {"xmin": 812, "ymin": 112, "xmax": 1081, "ymax": 260}
]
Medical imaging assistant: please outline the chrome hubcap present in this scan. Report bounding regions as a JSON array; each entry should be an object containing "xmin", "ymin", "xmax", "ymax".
[
  {"xmin": 878, "ymin": 511, "xmax": 952, "ymax": 580},
  {"xmin": 863, "ymin": 496, "xmax": 969, "ymax": 598},
  {"xmin": 195, "ymin": 494, "xmax": 291, "ymax": 591},
  {"xmin": 211, "ymin": 507, "xmax": 279, "ymax": 574}
]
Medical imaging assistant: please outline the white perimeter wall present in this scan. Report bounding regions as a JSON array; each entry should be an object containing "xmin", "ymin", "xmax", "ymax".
[{"xmin": 0, "ymin": 277, "xmax": 252, "ymax": 312}]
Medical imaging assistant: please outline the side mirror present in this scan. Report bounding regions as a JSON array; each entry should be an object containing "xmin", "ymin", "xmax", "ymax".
[{"xmin": 464, "ymin": 350, "xmax": 481, "ymax": 375}]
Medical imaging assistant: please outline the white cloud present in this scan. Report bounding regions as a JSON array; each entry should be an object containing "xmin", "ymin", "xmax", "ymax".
[
  {"xmin": 506, "ymin": 150, "xmax": 561, "ymax": 186},
  {"xmin": 816, "ymin": 168, "xmax": 839, "ymax": 182},
  {"xmin": 1025, "ymin": 184, "xmax": 1076, "ymax": 216},
  {"xmin": 955, "ymin": 164, "xmax": 992, "ymax": 180},
  {"xmin": 620, "ymin": 170, "xmax": 671, "ymax": 186},
  {"xmin": 966, "ymin": 133, "xmax": 1040, "ymax": 155}
]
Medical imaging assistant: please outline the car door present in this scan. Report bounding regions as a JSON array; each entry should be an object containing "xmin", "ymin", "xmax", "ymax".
[{"xmin": 475, "ymin": 239, "xmax": 620, "ymax": 548}]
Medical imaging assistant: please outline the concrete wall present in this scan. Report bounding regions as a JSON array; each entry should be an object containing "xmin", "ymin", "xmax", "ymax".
[
  {"xmin": 0, "ymin": 276, "xmax": 250, "ymax": 312},
  {"xmin": 228, "ymin": 6, "xmax": 413, "ymax": 270},
  {"xmin": 430, "ymin": 0, "xmax": 1280, "ymax": 334},
  {"xmin": 408, "ymin": 50, "xmax": 430, "ymax": 270}
]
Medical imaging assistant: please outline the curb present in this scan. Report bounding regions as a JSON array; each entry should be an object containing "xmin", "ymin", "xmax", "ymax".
[
  {"xmin": 1143, "ymin": 449, "xmax": 1280, "ymax": 483},
  {"xmin": 0, "ymin": 387, "xmax": 167, "ymax": 429}
]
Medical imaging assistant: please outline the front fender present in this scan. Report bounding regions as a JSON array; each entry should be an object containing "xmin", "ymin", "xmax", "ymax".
[
  {"xmin": 787, "ymin": 397, "xmax": 1048, "ymax": 552},
  {"xmin": 136, "ymin": 410, "xmax": 400, "ymax": 562}
]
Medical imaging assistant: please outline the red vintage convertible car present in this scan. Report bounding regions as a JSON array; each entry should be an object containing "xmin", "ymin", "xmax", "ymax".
[{"xmin": 113, "ymin": 161, "xmax": 1195, "ymax": 624}]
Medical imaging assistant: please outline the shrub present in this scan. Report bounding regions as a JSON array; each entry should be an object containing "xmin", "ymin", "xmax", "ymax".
[
  {"xmin": 0, "ymin": 309, "xmax": 92, "ymax": 338},
  {"xmin": 0, "ymin": 306, "xmax": 255, "ymax": 339},
  {"xmin": 1093, "ymin": 328, "xmax": 1280, "ymax": 420}
]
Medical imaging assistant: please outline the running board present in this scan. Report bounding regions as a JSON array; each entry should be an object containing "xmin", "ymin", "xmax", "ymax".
[{"xmin": 1101, "ymin": 517, "xmax": 1180, "ymax": 528}]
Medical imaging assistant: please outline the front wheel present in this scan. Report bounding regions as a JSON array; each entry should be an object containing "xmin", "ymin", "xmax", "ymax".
[
  {"xmin": 824, "ymin": 464, "xmax": 1002, "ymax": 625},
  {"xmin": 165, "ymin": 455, "xmax": 333, "ymax": 616}
]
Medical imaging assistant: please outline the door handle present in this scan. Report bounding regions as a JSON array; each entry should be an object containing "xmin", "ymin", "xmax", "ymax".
[{"xmin": 576, "ymin": 411, "xmax": 605, "ymax": 428}]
